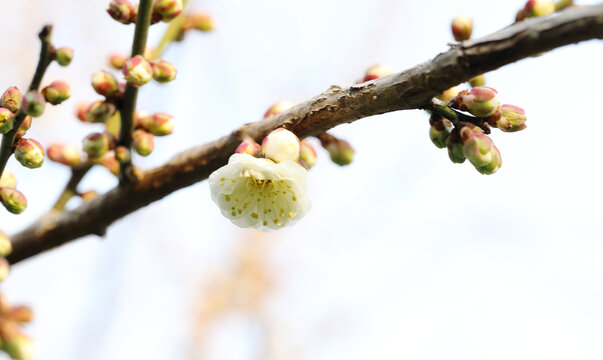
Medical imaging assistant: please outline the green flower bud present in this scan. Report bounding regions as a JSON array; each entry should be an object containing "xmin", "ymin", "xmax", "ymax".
[
  {"xmin": 107, "ymin": 0, "xmax": 136, "ymax": 24},
  {"xmin": 446, "ymin": 131, "xmax": 466, "ymax": 164},
  {"xmin": 123, "ymin": 55, "xmax": 153, "ymax": 86},
  {"xmin": 151, "ymin": 60, "xmax": 177, "ymax": 83},
  {"xmin": 0, "ymin": 108, "xmax": 15, "ymax": 134},
  {"xmin": 459, "ymin": 124, "xmax": 499, "ymax": 173},
  {"xmin": 460, "ymin": 86, "xmax": 500, "ymax": 117},
  {"xmin": 489, "ymin": 104, "xmax": 527, "ymax": 132},
  {"xmin": 475, "ymin": 145, "xmax": 502, "ymax": 175},
  {"xmin": 141, "ymin": 113, "xmax": 174, "ymax": 136},
  {"xmin": 1, "ymin": 87, "xmax": 23, "ymax": 114},
  {"xmin": 184, "ymin": 12, "xmax": 216, "ymax": 32},
  {"xmin": 21, "ymin": 91, "xmax": 46, "ymax": 117},
  {"xmin": 2, "ymin": 333, "xmax": 34, "ymax": 360},
  {"xmin": 85, "ymin": 100, "xmax": 116, "ymax": 123},
  {"xmin": 299, "ymin": 140, "xmax": 317, "ymax": 168},
  {"xmin": 235, "ymin": 139, "xmax": 262, "ymax": 157},
  {"xmin": 451, "ymin": 15, "xmax": 473, "ymax": 41},
  {"xmin": 132, "ymin": 129, "xmax": 154, "ymax": 156},
  {"xmin": 82, "ymin": 132, "xmax": 110, "ymax": 158},
  {"xmin": 14, "ymin": 138, "xmax": 44, "ymax": 169},
  {"xmin": 362, "ymin": 64, "xmax": 395, "ymax": 82},
  {"xmin": 468, "ymin": 75, "xmax": 485, "ymax": 87},
  {"xmin": 0, "ymin": 231, "xmax": 11, "ymax": 257},
  {"xmin": 429, "ymin": 115, "xmax": 453, "ymax": 149},
  {"xmin": 0, "ymin": 169, "xmax": 17, "ymax": 189},
  {"xmin": 91, "ymin": 71, "xmax": 119, "ymax": 97},
  {"xmin": 41, "ymin": 80, "xmax": 70, "ymax": 105},
  {"xmin": 0, "ymin": 187, "xmax": 27, "ymax": 214},
  {"xmin": 0, "ymin": 257, "xmax": 9, "ymax": 281},
  {"xmin": 153, "ymin": 0, "xmax": 183, "ymax": 22},
  {"xmin": 55, "ymin": 47, "xmax": 74, "ymax": 66},
  {"xmin": 524, "ymin": 0, "xmax": 555, "ymax": 17}
]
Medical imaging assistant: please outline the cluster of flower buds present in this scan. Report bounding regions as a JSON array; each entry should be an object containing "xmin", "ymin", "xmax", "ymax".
[
  {"xmin": 0, "ymin": 293, "xmax": 35, "ymax": 360},
  {"xmin": 516, "ymin": 0, "xmax": 556, "ymax": 20},
  {"xmin": 108, "ymin": 0, "xmax": 184, "ymax": 25},
  {"xmin": 122, "ymin": 55, "xmax": 177, "ymax": 86},
  {"xmin": 446, "ymin": 122, "xmax": 502, "ymax": 174}
]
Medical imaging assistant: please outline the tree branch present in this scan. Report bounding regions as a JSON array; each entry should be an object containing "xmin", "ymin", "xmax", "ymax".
[{"xmin": 8, "ymin": 4, "xmax": 603, "ymax": 264}]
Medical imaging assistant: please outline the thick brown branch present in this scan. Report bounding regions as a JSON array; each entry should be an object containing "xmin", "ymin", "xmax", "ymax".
[{"xmin": 8, "ymin": 4, "xmax": 603, "ymax": 264}]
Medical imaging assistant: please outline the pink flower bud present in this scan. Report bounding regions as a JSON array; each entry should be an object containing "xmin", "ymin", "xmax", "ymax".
[
  {"xmin": 140, "ymin": 113, "xmax": 174, "ymax": 136},
  {"xmin": 1, "ymin": 87, "xmax": 22, "ymax": 114},
  {"xmin": 429, "ymin": 115, "xmax": 453, "ymax": 149},
  {"xmin": 47, "ymin": 144, "xmax": 82, "ymax": 167},
  {"xmin": 362, "ymin": 64, "xmax": 395, "ymax": 82},
  {"xmin": 134, "ymin": 110, "xmax": 151, "ymax": 128},
  {"xmin": 184, "ymin": 12, "xmax": 216, "ymax": 32},
  {"xmin": 299, "ymin": 140, "xmax": 317, "ymax": 168},
  {"xmin": 109, "ymin": 54, "xmax": 128, "ymax": 69},
  {"xmin": 489, "ymin": 104, "xmax": 527, "ymax": 132},
  {"xmin": 41, "ymin": 80, "xmax": 70, "ymax": 105},
  {"xmin": 153, "ymin": 0, "xmax": 183, "ymax": 22},
  {"xmin": 524, "ymin": 0, "xmax": 555, "ymax": 17},
  {"xmin": 107, "ymin": 0, "xmax": 135, "ymax": 24},
  {"xmin": 459, "ymin": 124, "xmax": 500, "ymax": 174},
  {"xmin": 99, "ymin": 153, "xmax": 119, "ymax": 175},
  {"xmin": 0, "ymin": 169, "xmax": 16, "ymax": 189},
  {"xmin": 132, "ymin": 129, "xmax": 155, "ymax": 156},
  {"xmin": 475, "ymin": 145, "xmax": 501, "ymax": 175},
  {"xmin": 85, "ymin": 100, "xmax": 116, "ymax": 123},
  {"xmin": 21, "ymin": 91, "xmax": 46, "ymax": 117},
  {"xmin": 451, "ymin": 15, "xmax": 473, "ymax": 41},
  {"xmin": 91, "ymin": 71, "xmax": 119, "ymax": 97},
  {"xmin": 459, "ymin": 86, "xmax": 500, "ymax": 117},
  {"xmin": 0, "ymin": 231, "xmax": 11, "ymax": 257},
  {"xmin": 0, "ymin": 108, "xmax": 15, "ymax": 134},
  {"xmin": 55, "ymin": 47, "xmax": 74, "ymax": 66},
  {"xmin": 235, "ymin": 139, "xmax": 261, "ymax": 157},
  {"xmin": 82, "ymin": 133, "xmax": 110, "ymax": 159},
  {"xmin": 123, "ymin": 55, "xmax": 153, "ymax": 86},
  {"xmin": 468, "ymin": 75, "xmax": 485, "ymax": 87},
  {"xmin": 0, "ymin": 187, "xmax": 27, "ymax": 214},
  {"xmin": 151, "ymin": 60, "xmax": 177, "ymax": 83},
  {"xmin": 14, "ymin": 138, "xmax": 44, "ymax": 169},
  {"xmin": 19, "ymin": 116, "xmax": 32, "ymax": 132},
  {"xmin": 261, "ymin": 128, "xmax": 300, "ymax": 163},
  {"xmin": 264, "ymin": 101, "xmax": 294, "ymax": 118}
]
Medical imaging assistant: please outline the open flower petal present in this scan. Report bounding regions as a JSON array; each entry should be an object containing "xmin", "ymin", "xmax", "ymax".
[{"xmin": 209, "ymin": 154, "xmax": 311, "ymax": 231}]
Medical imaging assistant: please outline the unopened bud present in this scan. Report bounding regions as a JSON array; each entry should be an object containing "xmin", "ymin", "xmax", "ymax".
[
  {"xmin": 143, "ymin": 47, "xmax": 155, "ymax": 61},
  {"xmin": 264, "ymin": 101, "xmax": 294, "ymax": 118},
  {"xmin": 489, "ymin": 104, "xmax": 527, "ymax": 132},
  {"xmin": 85, "ymin": 100, "xmax": 116, "ymax": 123},
  {"xmin": 76, "ymin": 103, "xmax": 89, "ymax": 122},
  {"xmin": 475, "ymin": 145, "xmax": 501, "ymax": 175},
  {"xmin": 99, "ymin": 153, "xmax": 119, "ymax": 175},
  {"xmin": 2, "ymin": 333, "xmax": 35, "ymax": 360},
  {"xmin": 41, "ymin": 80, "xmax": 70, "ymax": 105},
  {"xmin": 0, "ymin": 231, "xmax": 11, "ymax": 257},
  {"xmin": 55, "ymin": 47, "xmax": 74, "ymax": 66},
  {"xmin": 0, "ymin": 108, "xmax": 15, "ymax": 134},
  {"xmin": 457, "ymin": 86, "xmax": 500, "ymax": 117},
  {"xmin": 460, "ymin": 124, "xmax": 499, "ymax": 173},
  {"xmin": 92, "ymin": 71, "xmax": 119, "ymax": 97},
  {"xmin": 153, "ymin": 0, "xmax": 183, "ymax": 22},
  {"xmin": 468, "ymin": 75, "xmax": 485, "ymax": 87},
  {"xmin": 8, "ymin": 306, "xmax": 33, "ymax": 323},
  {"xmin": 114, "ymin": 146, "xmax": 131, "ymax": 163},
  {"xmin": 436, "ymin": 85, "xmax": 461, "ymax": 102},
  {"xmin": 19, "ymin": 116, "xmax": 32, "ymax": 133},
  {"xmin": 151, "ymin": 60, "xmax": 177, "ymax": 83},
  {"xmin": 362, "ymin": 64, "xmax": 395, "ymax": 82},
  {"xmin": 21, "ymin": 91, "xmax": 46, "ymax": 117},
  {"xmin": 134, "ymin": 110, "xmax": 151, "ymax": 129},
  {"xmin": 319, "ymin": 133, "xmax": 355, "ymax": 166},
  {"xmin": 429, "ymin": 115, "xmax": 453, "ymax": 149},
  {"xmin": 47, "ymin": 144, "xmax": 82, "ymax": 167},
  {"xmin": 0, "ymin": 257, "xmax": 9, "ymax": 281},
  {"xmin": 132, "ymin": 129, "xmax": 154, "ymax": 156},
  {"xmin": 235, "ymin": 139, "xmax": 261, "ymax": 156},
  {"xmin": 107, "ymin": 0, "xmax": 135, "ymax": 24},
  {"xmin": 261, "ymin": 128, "xmax": 300, "ymax": 163},
  {"xmin": 14, "ymin": 138, "xmax": 44, "ymax": 169},
  {"xmin": 0, "ymin": 187, "xmax": 27, "ymax": 214},
  {"xmin": 299, "ymin": 140, "xmax": 318, "ymax": 168},
  {"xmin": 1, "ymin": 87, "xmax": 22, "ymax": 113},
  {"xmin": 446, "ymin": 130, "xmax": 466, "ymax": 163},
  {"xmin": 184, "ymin": 12, "xmax": 215, "ymax": 32},
  {"xmin": 0, "ymin": 169, "xmax": 17, "ymax": 189},
  {"xmin": 123, "ymin": 55, "xmax": 153, "ymax": 86},
  {"xmin": 142, "ymin": 113, "xmax": 174, "ymax": 136},
  {"xmin": 82, "ymin": 133, "xmax": 110, "ymax": 158},
  {"xmin": 524, "ymin": 0, "xmax": 555, "ymax": 17},
  {"xmin": 451, "ymin": 15, "xmax": 473, "ymax": 41},
  {"xmin": 109, "ymin": 54, "xmax": 128, "ymax": 70}
]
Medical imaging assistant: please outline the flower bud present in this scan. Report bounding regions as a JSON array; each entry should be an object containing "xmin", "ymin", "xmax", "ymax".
[
  {"xmin": 451, "ymin": 15, "xmax": 473, "ymax": 41},
  {"xmin": 460, "ymin": 125, "xmax": 498, "ymax": 171},
  {"xmin": 82, "ymin": 133, "xmax": 110, "ymax": 158},
  {"xmin": 151, "ymin": 60, "xmax": 177, "ymax": 83},
  {"xmin": 8, "ymin": 306, "xmax": 33, "ymax": 323},
  {"xmin": 0, "ymin": 108, "xmax": 15, "ymax": 134},
  {"xmin": 299, "ymin": 140, "xmax": 317, "ymax": 168},
  {"xmin": 446, "ymin": 130, "xmax": 466, "ymax": 163},
  {"xmin": 362, "ymin": 64, "xmax": 395, "ymax": 82},
  {"xmin": 153, "ymin": 0, "xmax": 183, "ymax": 22},
  {"xmin": 114, "ymin": 146, "xmax": 131, "ymax": 163},
  {"xmin": 0, "ymin": 257, "xmax": 9, "ymax": 281},
  {"xmin": 132, "ymin": 129, "xmax": 154, "ymax": 156},
  {"xmin": 85, "ymin": 100, "xmax": 116, "ymax": 123},
  {"xmin": 458, "ymin": 86, "xmax": 500, "ymax": 117},
  {"xmin": 55, "ymin": 47, "xmax": 74, "ymax": 66},
  {"xmin": 109, "ymin": 54, "xmax": 128, "ymax": 70},
  {"xmin": 184, "ymin": 12, "xmax": 215, "ymax": 32},
  {"xmin": 107, "ymin": 0, "xmax": 135, "ymax": 24},
  {"xmin": 475, "ymin": 145, "xmax": 502, "ymax": 175},
  {"xmin": 429, "ymin": 115, "xmax": 453, "ymax": 149},
  {"xmin": 264, "ymin": 101, "xmax": 294, "ymax": 118},
  {"xmin": 436, "ymin": 85, "xmax": 461, "ymax": 102},
  {"xmin": 1, "ymin": 87, "xmax": 22, "ymax": 114},
  {"xmin": 468, "ymin": 75, "xmax": 485, "ymax": 87},
  {"xmin": 235, "ymin": 139, "xmax": 262, "ymax": 157},
  {"xmin": 41, "ymin": 80, "xmax": 70, "ymax": 105},
  {"xmin": 261, "ymin": 128, "xmax": 300, "ymax": 163},
  {"xmin": 134, "ymin": 110, "xmax": 151, "ymax": 129},
  {"xmin": 14, "ymin": 138, "xmax": 44, "ymax": 169},
  {"xmin": 326, "ymin": 140, "xmax": 354, "ymax": 166},
  {"xmin": 0, "ymin": 169, "xmax": 17, "ymax": 189},
  {"xmin": 489, "ymin": 104, "xmax": 527, "ymax": 132},
  {"xmin": 2, "ymin": 333, "xmax": 34, "ymax": 360},
  {"xmin": 0, "ymin": 231, "xmax": 11, "ymax": 257},
  {"xmin": 141, "ymin": 113, "xmax": 174, "ymax": 136},
  {"xmin": 47, "ymin": 144, "xmax": 82, "ymax": 167},
  {"xmin": 0, "ymin": 187, "xmax": 27, "ymax": 214},
  {"xmin": 21, "ymin": 91, "xmax": 46, "ymax": 117},
  {"xmin": 143, "ymin": 47, "xmax": 155, "ymax": 61},
  {"xmin": 123, "ymin": 55, "xmax": 153, "ymax": 86},
  {"xmin": 99, "ymin": 153, "xmax": 119, "ymax": 175},
  {"xmin": 91, "ymin": 71, "xmax": 119, "ymax": 97},
  {"xmin": 524, "ymin": 0, "xmax": 555, "ymax": 17}
]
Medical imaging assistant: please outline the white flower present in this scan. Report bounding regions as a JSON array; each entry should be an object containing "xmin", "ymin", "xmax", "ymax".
[
  {"xmin": 209, "ymin": 153, "xmax": 311, "ymax": 231},
  {"xmin": 261, "ymin": 128, "xmax": 300, "ymax": 163}
]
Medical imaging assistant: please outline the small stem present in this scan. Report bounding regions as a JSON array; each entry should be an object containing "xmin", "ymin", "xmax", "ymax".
[
  {"xmin": 117, "ymin": 0, "xmax": 154, "ymax": 183},
  {"xmin": 51, "ymin": 164, "xmax": 93, "ymax": 211},
  {"xmin": 0, "ymin": 25, "xmax": 54, "ymax": 182},
  {"xmin": 153, "ymin": 0, "xmax": 190, "ymax": 60},
  {"xmin": 423, "ymin": 99, "xmax": 489, "ymax": 130}
]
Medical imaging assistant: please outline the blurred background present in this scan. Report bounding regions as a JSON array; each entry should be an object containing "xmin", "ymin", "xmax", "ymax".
[{"xmin": 1, "ymin": 0, "xmax": 603, "ymax": 359}]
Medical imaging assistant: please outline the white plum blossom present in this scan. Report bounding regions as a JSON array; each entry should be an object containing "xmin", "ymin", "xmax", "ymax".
[
  {"xmin": 261, "ymin": 128, "xmax": 300, "ymax": 163},
  {"xmin": 209, "ymin": 153, "xmax": 311, "ymax": 231}
]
